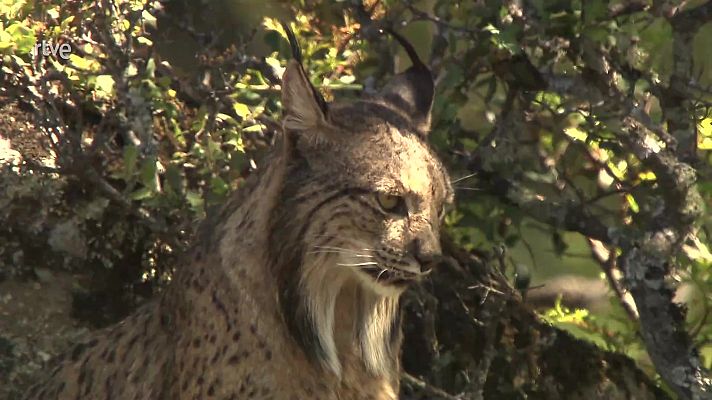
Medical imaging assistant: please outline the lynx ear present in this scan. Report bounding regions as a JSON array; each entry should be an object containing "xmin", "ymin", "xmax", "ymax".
[
  {"xmin": 280, "ymin": 22, "xmax": 329, "ymax": 133},
  {"xmin": 281, "ymin": 60, "xmax": 329, "ymax": 132},
  {"xmin": 380, "ymin": 28, "xmax": 434, "ymax": 134}
]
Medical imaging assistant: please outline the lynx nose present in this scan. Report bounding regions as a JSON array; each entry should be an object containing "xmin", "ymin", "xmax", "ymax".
[{"xmin": 408, "ymin": 238, "xmax": 442, "ymax": 272}]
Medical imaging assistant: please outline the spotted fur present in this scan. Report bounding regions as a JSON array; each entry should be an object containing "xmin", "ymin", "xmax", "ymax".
[{"xmin": 23, "ymin": 28, "xmax": 453, "ymax": 400}]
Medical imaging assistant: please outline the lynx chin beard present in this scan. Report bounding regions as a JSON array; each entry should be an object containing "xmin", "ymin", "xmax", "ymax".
[{"xmin": 296, "ymin": 243, "xmax": 420, "ymax": 378}]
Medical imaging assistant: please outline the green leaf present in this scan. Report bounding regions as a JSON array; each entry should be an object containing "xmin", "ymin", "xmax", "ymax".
[
  {"xmin": 625, "ymin": 193, "xmax": 639, "ymax": 213},
  {"xmin": 46, "ymin": 7, "xmax": 59, "ymax": 19},
  {"xmin": 206, "ymin": 137, "xmax": 224, "ymax": 163},
  {"xmin": 459, "ymin": 138, "xmax": 478, "ymax": 152},
  {"xmin": 339, "ymin": 75, "xmax": 355, "ymax": 84},
  {"xmin": 139, "ymin": 158, "xmax": 158, "ymax": 191},
  {"xmin": 165, "ymin": 164, "xmax": 184, "ymax": 194},
  {"xmin": 242, "ymin": 124, "xmax": 263, "ymax": 134},
  {"xmin": 141, "ymin": 10, "xmax": 157, "ymax": 29},
  {"xmin": 130, "ymin": 187, "xmax": 154, "ymax": 200},
  {"xmin": 122, "ymin": 145, "xmax": 139, "ymax": 179},
  {"xmin": 5, "ymin": 22, "xmax": 34, "ymax": 53},
  {"xmin": 60, "ymin": 15, "xmax": 75, "ymax": 30},
  {"xmin": 136, "ymin": 36, "xmax": 153, "ymax": 46},
  {"xmin": 535, "ymin": 91, "xmax": 562, "ymax": 108},
  {"xmin": 233, "ymin": 102, "xmax": 250, "ymax": 119},
  {"xmin": 146, "ymin": 57, "xmax": 156, "ymax": 78},
  {"xmin": 68, "ymin": 54, "xmax": 97, "ymax": 70},
  {"xmin": 210, "ymin": 176, "xmax": 229, "ymax": 196},
  {"xmin": 94, "ymin": 75, "xmax": 115, "ymax": 97},
  {"xmin": 582, "ymin": 26, "xmax": 610, "ymax": 44},
  {"xmin": 225, "ymin": 130, "xmax": 245, "ymax": 151},
  {"xmin": 186, "ymin": 190, "xmax": 204, "ymax": 209},
  {"xmin": 564, "ymin": 127, "xmax": 588, "ymax": 141},
  {"xmin": 192, "ymin": 106, "xmax": 209, "ymax": 132},
  {"xmin": 216, "ymin": 113, "xmax": 238, "ymax": 126},
  {"xmin": 264, "ymin": 56, "xmax": 282, "ymax": 72},
  {"xmin": 0, "ymin": 0, "xmax": 29, "ymax": 19},
  {"xmin": 583, "ymin": 0, "xmax": 608, "ymax": 23}
]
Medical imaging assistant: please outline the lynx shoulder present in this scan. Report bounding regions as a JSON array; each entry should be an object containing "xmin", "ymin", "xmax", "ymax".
[{"xmin": 23, "ymin": 26, "xmax": 453, "ymax": 400}]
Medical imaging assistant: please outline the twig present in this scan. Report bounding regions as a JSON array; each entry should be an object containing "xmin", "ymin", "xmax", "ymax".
[
  {"xmin": 402, "ymin": 372, "xmax": 462, "ymax": 400},
  {"xmin": 587, "ymin": 238, "xmax": 638, "ymax": 321},
  {"xmin": 402, "ymin": 1, "xmax": 478, "ymax": 36}
]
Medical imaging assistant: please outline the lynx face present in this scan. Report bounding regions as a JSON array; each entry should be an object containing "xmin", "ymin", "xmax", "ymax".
[
  {"xmin": 295, "ymin": 101, "xmax": 453, "ymax": 297},
  {"xmin": 274, "ymin": 55, "xmax": 453, "ymax": 298}
]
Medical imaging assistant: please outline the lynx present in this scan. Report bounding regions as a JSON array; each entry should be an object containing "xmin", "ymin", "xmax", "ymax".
[{"xmin": 23, "ymin": 25, "xmax": 453, "ymax": 400}]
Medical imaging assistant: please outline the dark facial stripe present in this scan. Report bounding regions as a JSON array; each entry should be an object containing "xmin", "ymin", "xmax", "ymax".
[
  {"xmin": 305, "ymin": 195, "xmax": 388, "ymax": 247},
  {"xmin": 292, "ymin": 180, "xmax": 344, "ymax": 203},
  {"xmin": 296, "ymin": 188, "xmax": 371, "ymax": 241},
  {"xmin": 305, "ymin": 207, "xmax": 354, "ymax": 243}
]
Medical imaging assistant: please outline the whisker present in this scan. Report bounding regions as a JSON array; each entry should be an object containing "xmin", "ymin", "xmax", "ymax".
[
  {"xmin": 454, "ymin": 187, "xmax": 483, "ymax": 191},
  {"xmin": 337, "ymin": 262, "xmax": 379, "ymax": 267},
  {"xmin": 306, "ymin": 234, "xmax": 342, "ymax": 241},
  {"xmin": 312, "ymin": 245, "xmax": 363, "ymax": 254},
  {"xmin": 376, "ymin": 268, "xmax": 388, "ymax": 282},
  {"xmin": 310, "ymin": 244, "xmax": 375, "ymax": 256},
  {"xmin": 307, "ymin": 251, "xmax": 373, "ymax": 258},
  {"xmin": 451, "ymin": 172, "xmax": 478, "ymax": 184}
]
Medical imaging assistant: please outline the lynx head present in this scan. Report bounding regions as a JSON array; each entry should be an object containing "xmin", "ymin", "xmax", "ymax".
[{"xmin": 268, "ymin": 24, "xmax": 453, "ymax": 376}]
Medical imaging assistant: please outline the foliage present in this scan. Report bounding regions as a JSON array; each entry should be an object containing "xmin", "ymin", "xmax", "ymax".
[
  {"xmin": 543, "ymin": 295, "xmax": 645, "ymax": 363},
  {"xmin": 1, "ymin": 0, "xmax": 712, "ymax": 397}
]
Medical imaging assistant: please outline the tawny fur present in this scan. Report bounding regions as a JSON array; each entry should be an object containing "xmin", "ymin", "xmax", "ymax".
[{"xmin": 23, "ymin": 37, "xmax": 453, "ymax": 400}]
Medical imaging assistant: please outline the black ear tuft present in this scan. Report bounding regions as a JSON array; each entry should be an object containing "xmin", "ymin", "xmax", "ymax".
[
  {"xmin": 382, "ymin": 27, "xmax": 429, "ymax": 74},
  {"xmin": 380, "ymin": 28, "xmax": 435, "ymax": 134},
  {"xmin": 280, "ymin": 21, "xmax": 328, "ymax": 116},
  {"xmin": 281, "ymin": 21, "xmax": 303, "ymax": 64}
]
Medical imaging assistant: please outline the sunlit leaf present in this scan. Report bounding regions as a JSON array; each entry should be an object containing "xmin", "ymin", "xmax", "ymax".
[
  {"xmin": 564, "ymin": 126, "xmax": 588, "ymax": 141},
  {"xmin": 94, "ymin": 74, "xmax": 115, "ymax": 97},
  {"xmin": 625, "ymin": 194, "xmax": 639, "ymax": 213},
  {"xmin": 233, "ymin": 103, "xmax": 250, "ymax": 119}
]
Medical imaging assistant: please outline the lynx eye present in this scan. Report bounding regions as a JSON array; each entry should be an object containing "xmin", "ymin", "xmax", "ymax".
[{"xmin": 376, "ymin": 192, "xmax": 404, "ymax": 213}]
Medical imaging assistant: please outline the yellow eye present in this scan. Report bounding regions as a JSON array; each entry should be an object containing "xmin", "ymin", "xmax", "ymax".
[{"xmin": 376, "ymin": 192, "xmax": 403, "ymax": 212}]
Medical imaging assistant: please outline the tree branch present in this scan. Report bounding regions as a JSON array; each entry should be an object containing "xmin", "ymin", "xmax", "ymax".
[
  {"xmin": 662, "ymin": 1, "xmax": 712, "ymax": 163},
  {"xmin": 461, "ymin": 3, "xmax": 712, "ymax": 397},
  {"xmin": 669, "ymin": 1, "xmax": 712, "ymax": 32}
]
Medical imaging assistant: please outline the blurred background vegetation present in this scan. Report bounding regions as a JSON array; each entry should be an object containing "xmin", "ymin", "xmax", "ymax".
[{"xmin": 1, "ymin": 0, "xmax": 711, "ymax": 398}]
